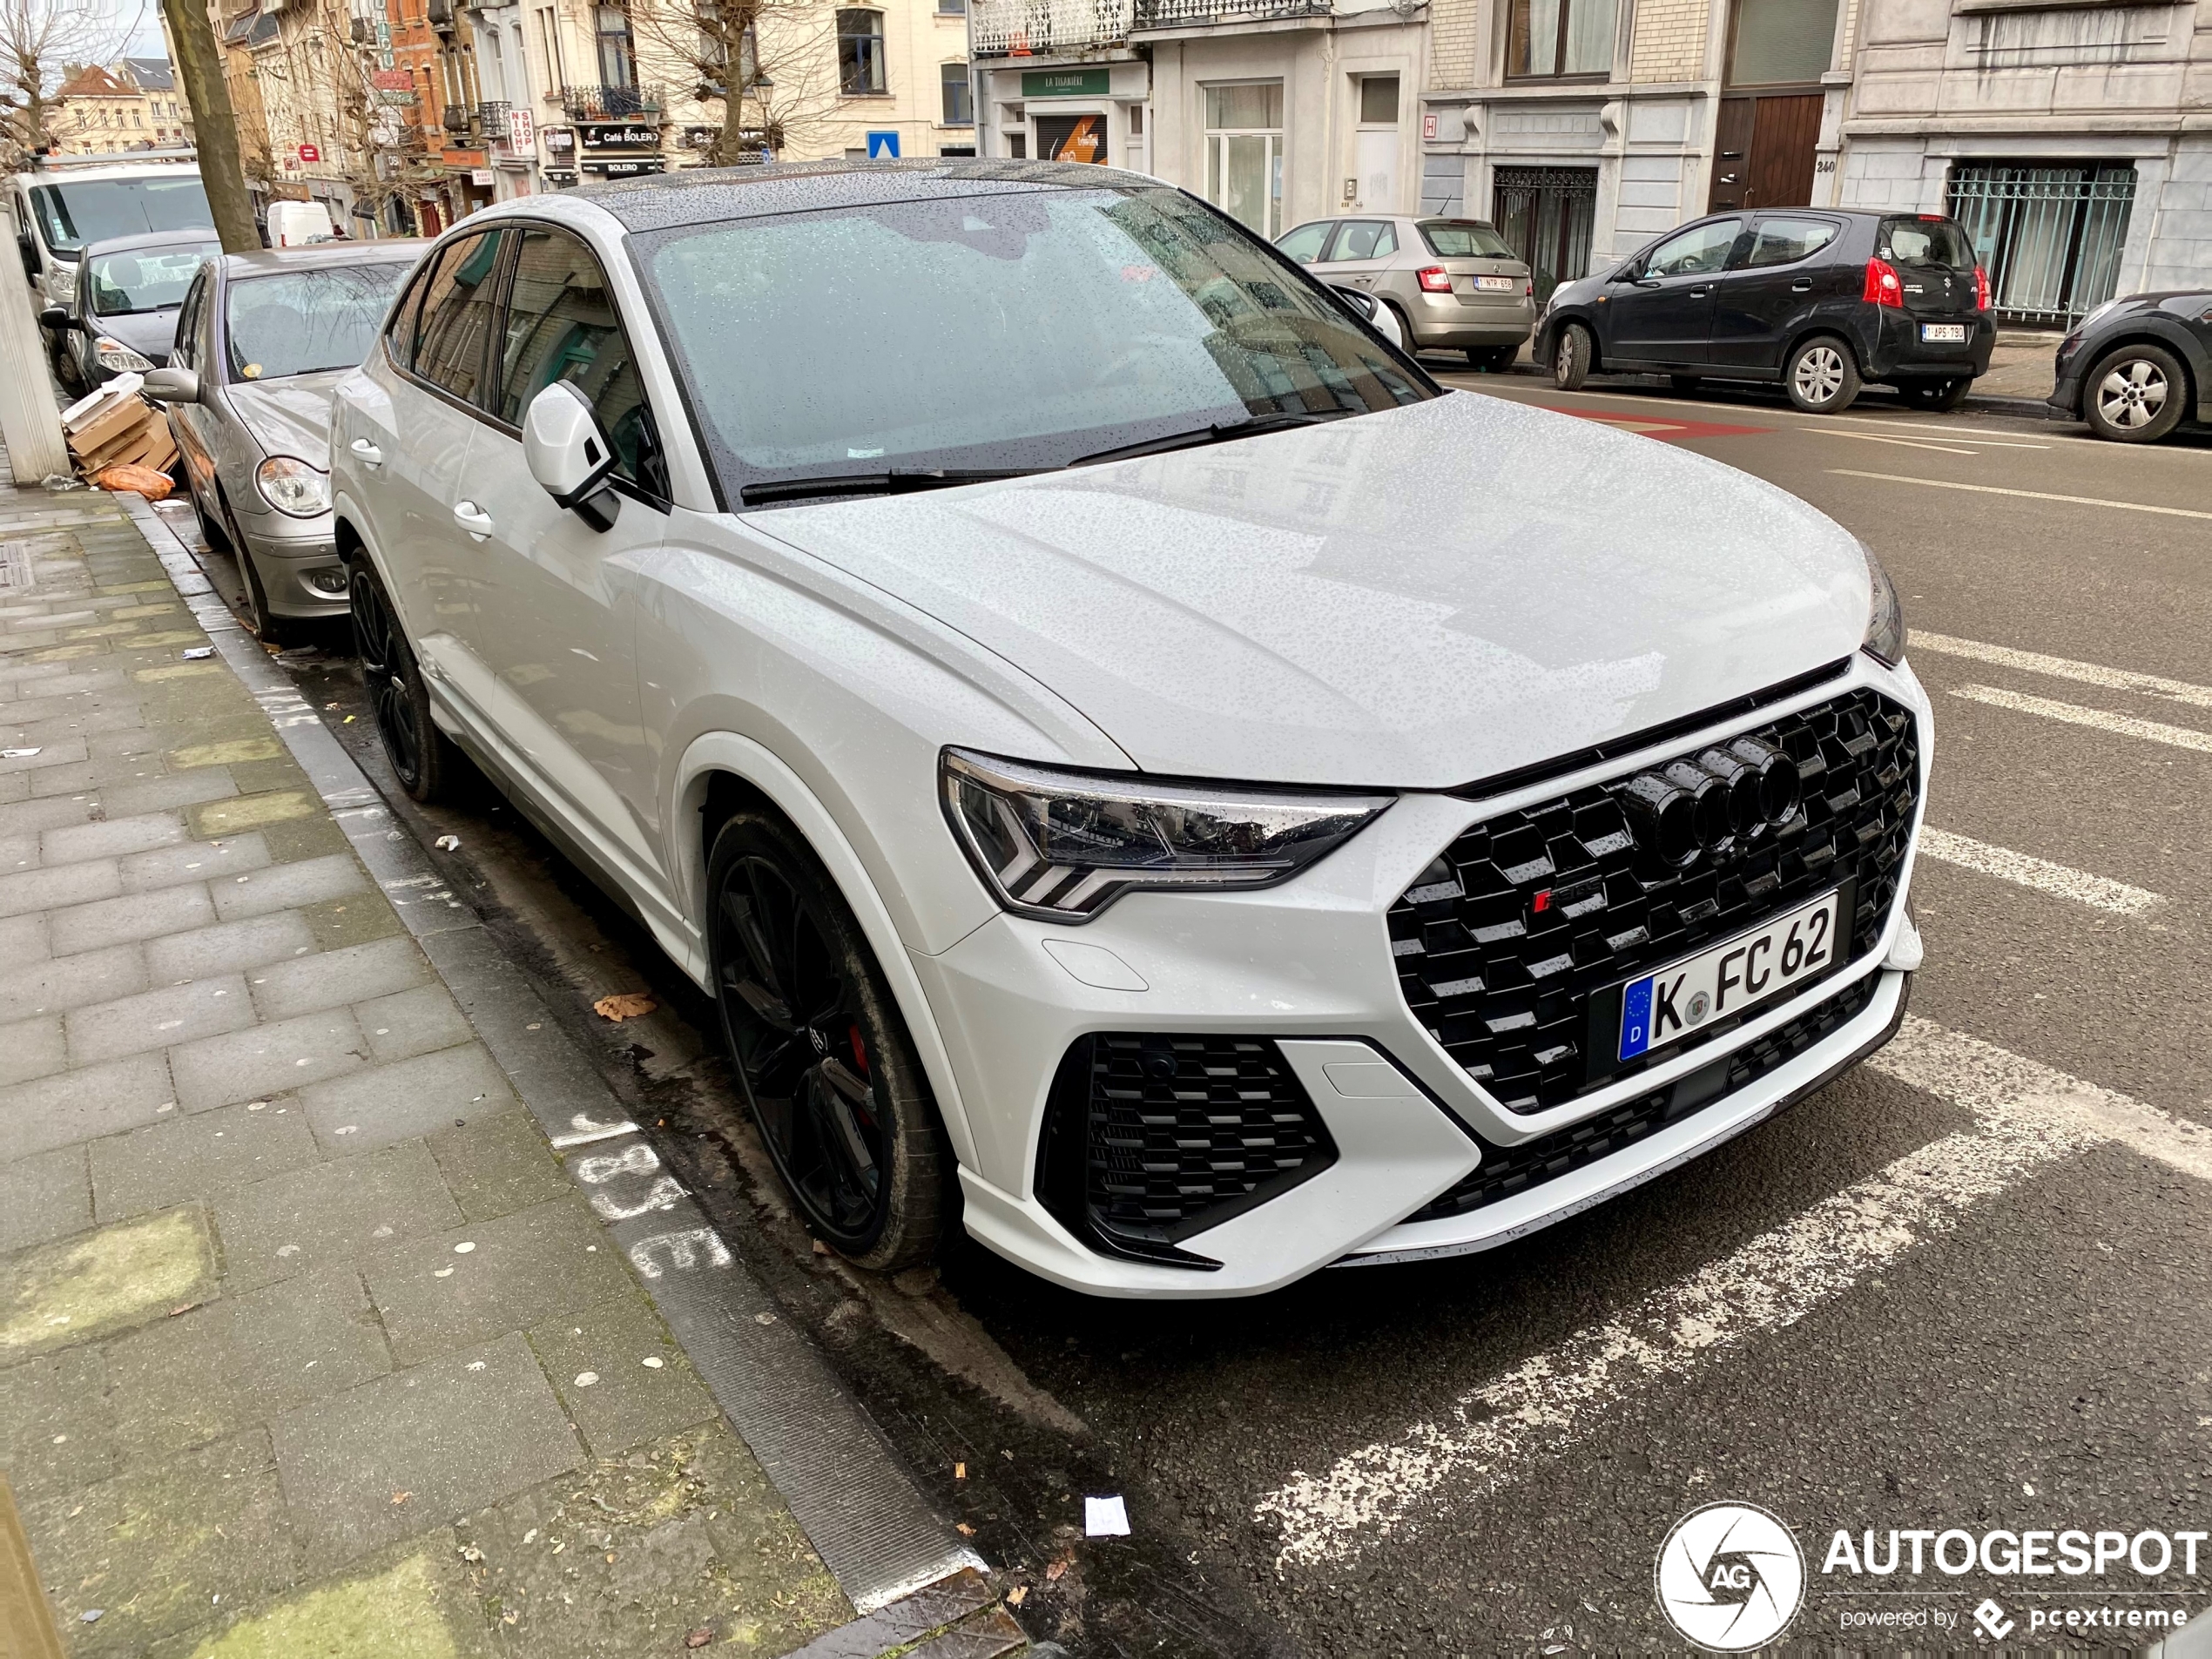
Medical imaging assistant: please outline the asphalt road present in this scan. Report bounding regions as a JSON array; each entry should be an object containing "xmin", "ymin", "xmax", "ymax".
[{"xmin": 172, "ymin": 373, "xmax": 2212, "ymax": 1656}]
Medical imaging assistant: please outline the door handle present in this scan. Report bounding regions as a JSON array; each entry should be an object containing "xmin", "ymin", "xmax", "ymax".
[
  {"xmin": 453, "ymin": 501, "xmax": 494, "ymax": 540},
  {"xmin": 349, "ymin": 437, "xmax": 382, "ymax": 468},
  {"xmin": 1689, "ymin": 286, "xmax": 1710, "ymax": 298},
  {"xmin": 1791, "ymin": 279, "xmax": 1814, "ymax": 293}
]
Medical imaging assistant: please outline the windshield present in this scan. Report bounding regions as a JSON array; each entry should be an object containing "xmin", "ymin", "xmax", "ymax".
[
  {"xmin": 87, "ymin": 242, "xmax": 219, "ymax": 316},
  {"xmin": 1879, "ymin": 217, "xmax": 1974, "ymax": 269},
  {"xmin": 226, "ymin": 263, "xmax": 415, "ymax": 381},
  {"xmin": 30, "ymin": 177, "xmax": 212, "ymax": 256},
  {"xmin": 637, "ymin": 185, "xmax": 1432, "ymax": 502},
  {"xmin": 1419, "ymin": 220, "xmax": 1514, "ymax": 259}
]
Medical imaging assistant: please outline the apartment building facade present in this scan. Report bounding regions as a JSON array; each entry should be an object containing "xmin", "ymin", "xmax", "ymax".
[{"xmin": 49, "ymin": 66, "xmax": 163, "ymax": 154}]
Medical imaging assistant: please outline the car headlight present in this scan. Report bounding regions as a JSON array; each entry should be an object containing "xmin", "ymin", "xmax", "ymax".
[
  {"xmin": 941, "ymin": 748, "xmax": 1394, "ymax": 923},
  {"xmin": 94, "ymin": 338, "xmax": 153, "ymax": 372},
  {"xmin": 255, "ymin": 455, "xmax": 330, "ymax": 518},
  {"xmin": 1860, "ymin": 542, "xmax": 1905, "ymax": 667}
]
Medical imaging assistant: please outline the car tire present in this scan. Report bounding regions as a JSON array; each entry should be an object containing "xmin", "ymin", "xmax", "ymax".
[
  {"xmin": 2082, "ymin": 343, "xmax": 2187, "ymax": 443},
  {"xmin": 240, "ymin": 550, "xmax": 307, "ymax": 648},
  {"xmin": 1899, "ymin": 377, "xmax": 1971, "ymax": 412},
  {"xmin": 1554, "ymin": 322, "xmax": 1593, "ymax": 391},
  {"xmin": 707, "ymin": 812, "xmax": 947, "ymax": 1271},
  {"xmin": 348, "ymin": 555, "xmax": 457, "ymax": 804},
  {"xmin": 1467, "ymin": 345, "xmax": 1516, "ymax": 372},
  {"xmin": 1785, "ymin": 336, "xmax": 1861, "ymax": 414},
  {"xmin": 1669, "ymin": 375, "xmax": 1703, "ymax": 396}
]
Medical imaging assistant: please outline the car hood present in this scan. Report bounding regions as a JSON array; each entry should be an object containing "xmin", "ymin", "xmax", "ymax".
[
  {"xmin": 87, "ymin": 307, "xmax": 181, "ymax": 361},
  {"xmin": 224, "ymin": 368, "xmax": 346, "ymax": 469},
  {"xmin": 747, "ymin": 393, "xmax": 1873, "ymax": 790}
]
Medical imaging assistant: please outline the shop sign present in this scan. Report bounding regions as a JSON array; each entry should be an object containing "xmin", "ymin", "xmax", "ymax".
[
  {"xmin": 1022, "ymin": 68, "xmax": 1109, "ymax": 98},
  {"xmin": 1036, "ymin": 111, "xmax": 1106, "ymax": 164},
  {"xmin": 371, "ymin": 68, "xmax": 411, "ymax": 90},
  {"xmin": 586, "ymin": 157, "xmax": 666, "ymax": 177},
  {"xmin": 297, "ymin": 142, "xmax": 320, "ymax": 163},
  {"xmin": 580, "ymin": 122, "xmax": 658, "ymax": 150},
  {"xmin": 505, "ymin": 107, "xmax": 534, "ymax": 149},
  {"xmin": 470, "ymin": 168, "xmax": 494, "ymax": 185},
  {"xmin": 543, "ymin": 126, "xmax": 576, "ymax": 156}
]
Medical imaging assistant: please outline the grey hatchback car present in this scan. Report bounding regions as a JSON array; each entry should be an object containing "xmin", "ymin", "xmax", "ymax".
[
  {"xmin": 1278, "ymin": 215, "xmax": 1534, "ymax": 368},
  {"xmin": 142, "ymin": 240, "xmax": 425, "ymax": 642}
]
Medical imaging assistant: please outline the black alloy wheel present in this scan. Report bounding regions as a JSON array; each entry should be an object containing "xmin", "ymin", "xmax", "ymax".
[
  {"xmin": 708, "ymin": 813, "xmax": 945, "ymax": 1271},
  {"xmin": 348, "ymin": 557, "xmax": 453, "ymax": 803},
  {"xmin": 2082, "ymin": 343, "xmax": 2187, "ymax": 443},
  {"xmin": 1899, "ymin": 377, "xmax": 1971, "ymax": 412},
  {"xmin": 1554, "ymin": 322, "xmax": 1593, "ymax": 391}
]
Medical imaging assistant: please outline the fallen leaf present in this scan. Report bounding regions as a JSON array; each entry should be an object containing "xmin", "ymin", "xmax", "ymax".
[
  {"xmin": 686, "ymin": 1630, "xmax": 713, "ymax": 1650},
  {"xmin": 1045, "ymin": 1559, "xmax": 1069, "ymax": 1581},
  {"xmin": 956, "ymin": 1523, "xmax": 976, "ymax": 1537},
  {"xmin": 391, "ymin": 1492, "xmax": 412, "ymax": 1506},
  {"xmin": 604, "ymin": 1551, "xmax": 617, "ymax": 1564},
  {"xmin": 167, "ymin": 1302, "xmax": 200, "ymax": 1318},
  {"xmin": 1006, "ymin": 1585, "xmax": 1028, "ymax": 1607},
  {"xmin": 594, "ymin": 992, "xmax": 657, "ymax": 1022},
  {"xmin": 954, "ymin": 1461, "xmax": 967, "ymax": 1480}
]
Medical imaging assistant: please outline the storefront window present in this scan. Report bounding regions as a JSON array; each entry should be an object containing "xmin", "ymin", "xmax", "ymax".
[
  {"xmin": 1507, "ymin": 0, "xmax": 1617, "ymax": 78},
  {"xmin": 1204, "ymin": 82, "xmax": 1284, "ymax": 239}
]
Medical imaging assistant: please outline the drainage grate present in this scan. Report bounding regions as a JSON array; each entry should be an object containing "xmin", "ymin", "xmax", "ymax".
[{"xmin": 0, "ymin": 542, "xmax": 31, "ymax": 590}]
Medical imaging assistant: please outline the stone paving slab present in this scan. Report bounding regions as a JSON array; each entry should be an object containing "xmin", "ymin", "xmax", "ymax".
[{"xmin": 0, "ymin": 487, "xmax": 930, "ymax": 1656}]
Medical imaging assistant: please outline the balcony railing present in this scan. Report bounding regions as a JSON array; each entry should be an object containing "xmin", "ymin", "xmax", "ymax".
[
  {"xmin": 442, "ymin": 103, "xmax": 473, "ymax": 134},
  {"xmin": 562, "ymin": 83, "xmax": 665, "ymax": 121},
  {"xmin": 1131, "ymin": 0, "xmax": 1329, "ymax": 25},
  {"xmin": 970, "ymin": 0, "xmax": 1130, "ymax": 57}
]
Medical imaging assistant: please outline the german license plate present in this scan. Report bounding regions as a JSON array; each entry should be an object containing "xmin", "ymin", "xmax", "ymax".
[
  {"xmin": 1920, "ymin": 322, "xmax": 1966, "ymax": 343},
  {"xmin": 1617, "ymin": 888, "xmax": 1844, "ymax": 1062},
  {"xmin": 1476, "ymin": 275, "xmax": 1515, "ymax": 293}
]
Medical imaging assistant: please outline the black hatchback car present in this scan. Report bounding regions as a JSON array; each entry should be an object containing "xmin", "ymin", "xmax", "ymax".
[
  {"xmin": 1536, "ymin": 208, "xmax": 1996, "ymax": 414},
  {"xmin": 2047, "ymin": 290, "xmax": 2212, "ymax": 443}
]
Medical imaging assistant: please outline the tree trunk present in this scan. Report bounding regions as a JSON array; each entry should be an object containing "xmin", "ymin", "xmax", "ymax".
[{"xmin": 158, "ymin": 0, "xmax": 260, "ymax": 252}]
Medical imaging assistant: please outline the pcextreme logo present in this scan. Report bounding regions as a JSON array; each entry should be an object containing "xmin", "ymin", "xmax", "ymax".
[{"xmin": 1654, "ymin": 1502, "xmax": 1807, "ymax": 1651}]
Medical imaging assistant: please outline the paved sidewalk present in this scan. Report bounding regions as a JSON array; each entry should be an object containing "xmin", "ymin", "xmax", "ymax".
[{"xmin": 0, "ymin": 482, "xmax": 1000, "ymax": 1656}]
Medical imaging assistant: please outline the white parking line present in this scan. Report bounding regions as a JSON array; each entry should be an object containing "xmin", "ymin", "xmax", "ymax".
[
  {"xmin": 1952, "ymin": 684, "xmax": 2212, "ymax": 755},
  {"xmin": 1830, "ymin": 469, "xmax": 2212, "ymax": 521},
  {"xmin": 1916, "ymin": 827, "xmax": 2164, "ymax": 916},
  {"xmin": 1912, "ymin": 631, "xmax": 2212, "ymax": 711},
  {"xmin": 1822, "ymin": 430, "xmax": 1980, "ymax": 456},
  {"xmin": 1253, "ymin": 1015, "xmax": 2210, "ymax": 1569}
]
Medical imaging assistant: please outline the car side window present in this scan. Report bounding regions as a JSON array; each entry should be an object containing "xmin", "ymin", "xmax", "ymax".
[
  {"xmin": 411, "ymin": 231, "xmax": 505, "ymax": 407},
  {"xmin": 1277, "ymin": 221, "xmax": 1332, "ymax": 265},
  {"xmin": 172, "ymin": 270, "xmax": 206, "ymax": 370},
  {"xmin": 1327, "ymin": 220, "xmax": 1396, "ymax": 261},
  {"xmin": 384, "ymin": 258, "xmax": 435, "ymax": 374},
  {"xmin": 1744, "ymin": 217, "xmax": 1839, "ymax": 269},
  {"xmin": 496, "ymin": 226, "xmax": 661, "ymax": 496},
  {"xmin": 1641, "ymin": 219, "xmax": 1742, "ymax": 280}
]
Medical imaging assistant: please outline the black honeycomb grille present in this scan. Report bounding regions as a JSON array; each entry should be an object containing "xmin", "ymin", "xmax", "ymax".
[
  {"xmin": 1036, "ymin": 1034, "xmax": 1338, "ymax": 1267},
  {"xmin": 1410, "ymin": 972, "xmax": 1879, "ymax": 1222},
  {"xmin": 1390, "ymin": 689, "xmax": 1918, "ymax": 1114}
]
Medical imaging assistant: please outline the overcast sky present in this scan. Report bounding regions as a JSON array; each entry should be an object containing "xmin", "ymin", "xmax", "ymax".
[{"xmin": 88, "ymin": 0, "xmax": 168, "ymax": 62}]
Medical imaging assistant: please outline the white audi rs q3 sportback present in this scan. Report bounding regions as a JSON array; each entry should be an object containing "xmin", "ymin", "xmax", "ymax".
[{"xmin": 330, "ymin": 160, "xmax": 1928, "ymax": 1298}]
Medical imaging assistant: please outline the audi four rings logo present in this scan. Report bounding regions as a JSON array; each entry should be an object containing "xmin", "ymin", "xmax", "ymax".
[
  {"xmin": 1615, "ymin": 736, "xmax": 1803, "ymax": 867},
  {"xmin": 1656, "ymin": 1502, "xmax": 1808, "ymax": 1651}
]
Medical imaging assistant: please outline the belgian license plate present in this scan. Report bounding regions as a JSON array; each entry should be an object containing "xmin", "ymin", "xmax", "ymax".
[
  {"xmin": 1617, "ymin": 888, "xmax": 1844, "ymax": 1063},
  {"xmin": 1921, "ymin": 322, "xmax": 1967, "ymax": 343},
  {"xmin": 1476, "ymin": 275, "xmax": 1515, "ymax": 293}
]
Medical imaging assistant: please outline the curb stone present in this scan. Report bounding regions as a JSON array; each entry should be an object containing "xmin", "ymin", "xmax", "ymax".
[{"xmin": 112, "ymin": 495, "xmax": 1000, "ymax": 1642}]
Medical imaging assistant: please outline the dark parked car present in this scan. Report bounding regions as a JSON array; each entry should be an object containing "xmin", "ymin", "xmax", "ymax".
[
  {"xmin": 1536, "ymin": 209, "xmax": 1995, "ymax": 414},
  {"xmin": 2048, "ymin": 290, "xmax": 2212, "ymax": 443},
  {"xmin": 40, "ymin": 228, "xmax": 219, "ymax": 389}
]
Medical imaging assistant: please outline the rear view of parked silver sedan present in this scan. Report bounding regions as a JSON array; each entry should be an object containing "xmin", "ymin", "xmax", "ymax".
[{"xmin": 329, "ymin": 159, "xmax": 1930, "ymax": 1298}]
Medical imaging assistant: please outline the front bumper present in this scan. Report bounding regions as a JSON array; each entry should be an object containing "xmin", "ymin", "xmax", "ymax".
[
  {"xmin": 238, "ymin": 515, "xmax": 348, "ymax": 619},
  {"xmin": 919, "ymin": 652, "xmax": 1932, "ymax": 1297}
]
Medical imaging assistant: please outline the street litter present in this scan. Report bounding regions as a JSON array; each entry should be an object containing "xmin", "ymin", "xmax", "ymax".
[
  {"xmin": 1085, "ymin": 1495, "xmax": 1130, "ymax": 1537},
  {"xmin": 574, "ymin": 1372, "xmax": 599, "ymax": 1386},
  {"xmin": 435, "ymin": 834, "xmax": 462, "ymax": 850},
  {"xmin": 1007, "ymin": 1585, "xmax": 1028, "ymax": 1607},
  {"xmin": 642, "ymin": 1356, "xmax": 664, "ymax": 1368},
  {"xmin": 60, "ymin": 375, "xmax": 179, "ymax": 492},
  {"xmin": 454, "ymin": 1241, "xmax": 475, "ymax": 1253},
  {"xmin": 1045, "ymin": 1559, "xmax": 1069, "ymax": 1581},
  {"xmin": 181, "ymin": 646, "xmax": 214, "ymax": 660},
  {"xmin": 594, "ymin": 992, "xmax": 657, "ymax": 1021},
  {"xmin": 0, "ymin": 748, "xmax": 38, "ymax": 759},
  {"xmin": 81, "ymin": 1610, "xmax": 101, "ymax": 1623}
]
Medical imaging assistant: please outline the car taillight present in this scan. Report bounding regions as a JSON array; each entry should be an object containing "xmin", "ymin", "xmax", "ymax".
[
  {"xmin": 1417, "ymin": 266, "xmax": 1453, "ymax": 293},
  {"xmin": 1863, "ymin": 257, "xmax": 1903, "ymax": 308},
  {"xmin": 1973, "ymin": 266, "xmax": 1991, "ymax": 310},
  {"xmin": 1525, "ymin": 280, "xmax": 1534, "ymax": 297}
]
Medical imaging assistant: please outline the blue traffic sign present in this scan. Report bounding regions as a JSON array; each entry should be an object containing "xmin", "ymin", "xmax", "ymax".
[{"xmin": 866, "ymin": 131, "xmax": 900, "ymax": 159}]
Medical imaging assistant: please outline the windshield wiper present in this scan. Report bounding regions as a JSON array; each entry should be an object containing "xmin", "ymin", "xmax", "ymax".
[
  {"xmin": 1069, "ymin": 408, "xmax": 1355, "ymax": 469},
  {"xmin": 739, "ymin": 467, "xmax": 1042, "ymax": 507}
]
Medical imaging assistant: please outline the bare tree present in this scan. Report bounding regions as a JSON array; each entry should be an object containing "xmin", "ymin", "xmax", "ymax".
[
  {"xmin": 615, "ymin": 0, "xmax": 842, "ymax": 167},
  {"xmin": 0, "ymin": 0, "xmax": 143, "ymax": 164}
]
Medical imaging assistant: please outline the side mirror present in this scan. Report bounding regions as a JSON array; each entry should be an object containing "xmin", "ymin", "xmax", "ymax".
[
  {"xmin": 142, "ymin": 366, "xmax": 200, "ymax": 404},
  {"xmin": 523, "ymin": 381, "xmax": 620, "ymax": 532},
  {"xmin": 37, "ymin": 305, "xmax": 67, "ymax": 332}
]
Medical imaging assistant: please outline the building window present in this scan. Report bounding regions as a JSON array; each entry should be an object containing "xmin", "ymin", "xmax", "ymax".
[
  {"xmin": 939, "ymin": 0, "xmax": 967, "ymax": 12},
  {"xmin": 838, "ymin": 10, "xmax": 887, "ymax": 95},
  {"xmin": 1725, "ymin": 0, "xmax": 1838, "ymax": 84},
  {"xmin": 1507, "ymin": 0, "xmax": 1618, "ymax": 78},
  {"xmin": 1359, "ymin": 74, "xmax": 1397, "ymax": 125},
  {"xmin": 1204, "ymin": 82, "xmax": 1284, "ymax": 239},
  {"xmin": 596, "ymin": 4, "xmax": 636, "ymax": 87},
  {"xmin": 941, "ymin": 61, "xmax": 972, "ymax": 125}
]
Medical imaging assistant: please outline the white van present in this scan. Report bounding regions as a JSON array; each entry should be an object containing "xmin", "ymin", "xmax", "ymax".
[
  {"xmin": 264, "ymin": 199, "xmax": 337, "ymax": 248},
  {"xmin": 7, "ymin": 152, "xmax": 212, "ymax": 313}
]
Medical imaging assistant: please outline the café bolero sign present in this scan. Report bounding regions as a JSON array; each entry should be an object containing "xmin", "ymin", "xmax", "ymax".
[{"xmin": 580, "ymin": 122, "xmax": 660, "ymax": 150}]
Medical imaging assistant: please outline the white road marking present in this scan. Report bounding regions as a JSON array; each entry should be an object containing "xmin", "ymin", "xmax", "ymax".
[
  {"xmin": 1916, "ymin": 827, "xmax": 2164, "ymax": 915},
  {"xmin": 1820, "ymin": 430, "xmax": 1980, "ymax": 456},
  {"xmin": 1254, "ymin": 1015, "xmax": 2211, "ymax": 1568},
  {"xmin": 1912, "ymin": 631, "xmax": 2212, "ymax": 711},
  {"xmin": 1830, "ymin": 469, "xmax": 2212, "ymax": 521},
  {"xmin": 1952, "ymin": 683, "xmax": 2212, "ymax": 755}
]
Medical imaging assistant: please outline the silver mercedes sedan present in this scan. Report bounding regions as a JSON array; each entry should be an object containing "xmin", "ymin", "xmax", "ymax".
[{"xmin": 143, "ymin": 239, "xmax": 426, "ymax": 643}]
